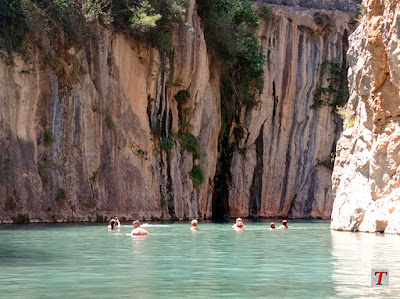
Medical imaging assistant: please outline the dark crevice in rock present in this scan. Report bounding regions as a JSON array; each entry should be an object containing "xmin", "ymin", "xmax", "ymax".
[
  {"xmin": 302, "ymin": 168, "xmax": 316, "ymax": 216},
  {"xmin": 150, "ymin": 55, "xmax": 166, "ymax": 133},
  {"xmin": 272, "ymin": 81, "xmax": 278, "ymax": 119},
  {"xmin": 249, "ymin": 124, "xmax": 264, "ymax": 216},
  {"xmin": 12, "ymin": 213, "xmax": 30, "ymax": 224},
  {"xmin": 161, "ymin": 101, "xmax": 168, "ymax": 138},
  {"xmin": 288, "ymin": 193, "xmax": 297, "ymax": 217},
  {"xmin": 166, "ymin": 155, "xmax": 176, "ymax": 220},
  {"xmin": 212, "ymin": 129, "xmax": 232, "ymax": 220},
  {"xmin": 146, "ymin": 94, "xmax": 153, "ymax": 131},
  {"xmin": 167, "ymin": 109, "xmax": 173, "ymax": 136}
]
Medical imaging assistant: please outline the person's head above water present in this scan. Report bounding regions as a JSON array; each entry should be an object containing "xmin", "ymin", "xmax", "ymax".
[
  {"xmin": 133, "ymin": 220, "xmax": 141, "ymax": 228},
  {"xmin": 109, "ymin": 219, "xmax": 115, "ymax": 229},
  {"xmin": 115, "ymin": 217, "xmax": 118, "ymax": 221},
  {"xmin": 282, "ymin": 219, "xmax": 288, "ymax": 226},
  {"xmin": 236, "ymin": 218, "xmax": 242, "ymax": 223},
  {"xmin": 191, "ymin": 219, "xmax": 198, "ymax": 226},
  {"xmin": 270, "ymin": 222, "xmax": 275, "ymax": 229}
]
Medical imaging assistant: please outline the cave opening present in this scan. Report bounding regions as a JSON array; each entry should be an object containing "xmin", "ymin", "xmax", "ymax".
[{"xmin": 212, "ymin": 132, "xmax": 232, "ymax": 221}]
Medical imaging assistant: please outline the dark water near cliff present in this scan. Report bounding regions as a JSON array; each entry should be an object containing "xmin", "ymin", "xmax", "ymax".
[{"xmin": 0, "ymin": 221, "xmax": 399, "ymax": 298}]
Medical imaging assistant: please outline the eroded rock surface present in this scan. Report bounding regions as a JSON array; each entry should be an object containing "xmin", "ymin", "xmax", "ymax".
[
  {"xmin": 331, "ymin": 0, "xmax": 400, "ymax": 233},
  {"xmin": 0, "ymin": 0, "xmax": 220, "ymax": 223},
  {"xmin": 228, "ymin": 5, "xmax": 354, "ymax": 219}
]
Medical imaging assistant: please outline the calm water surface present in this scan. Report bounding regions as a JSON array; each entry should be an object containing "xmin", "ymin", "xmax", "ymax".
[{"xmin": 0, "ymin": 221, "xmax": 399, "ymax": 298}]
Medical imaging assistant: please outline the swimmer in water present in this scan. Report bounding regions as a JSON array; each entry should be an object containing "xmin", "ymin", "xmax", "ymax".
[
  {"xmin": 114, "ymin": 217, "xmax": 121, "ymax": 228},
  {"xmin": 190, "ymin": 219, "xmax": 198, "ymax": 231},
  {"xmin": 108, "ymin": 217, "xmax": 121, "ymax": 230},
  {"xmin": 270, "ymin": 222, "xmax": 276, "ymax": 230},
  {"xmin": 127, "ymin": 220, "xmax": 149, "ymax": 236},
  {"xmin": 234, "ymin": 220, "xmax": 245, "ymax": 231},
  {"xmin": 280, "ymin": 219, "xmax": 290, "ymax": 229},
  {"xmin": 232, "ymin": 218, "xmax": 246, "ymax": 230}
]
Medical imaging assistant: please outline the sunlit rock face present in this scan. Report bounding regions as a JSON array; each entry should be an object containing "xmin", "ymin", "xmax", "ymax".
[
  {"xmin": 331, "ymin": 0, "xmax": 400, "ymax": 234},
  {"xmin": 228, "ymin": 5, "xmax": 354, "ymax": 219},
  {"xmin": 0, "ymin": 0, "xmax": 356, "ymax": 223},
  {"xmin": 0, "ymin": 0, "xmax": 220, "ymax": 223}
]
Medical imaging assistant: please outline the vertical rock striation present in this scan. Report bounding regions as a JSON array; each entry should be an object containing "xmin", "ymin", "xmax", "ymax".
[
  {"xmin": 228, "ymin": 5, "xmax": 354, "ymax": 219},
  {"xmin": 331, "ymin": 0, "xmax": 400, "ymax": 234},
  {"xmin": 0, "ymin": 0, "xmax": 220, "ymax": 223}
]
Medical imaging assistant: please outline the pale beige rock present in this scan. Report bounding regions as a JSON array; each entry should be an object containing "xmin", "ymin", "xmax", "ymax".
[
  {"xmin": 331, "ymin": 0, "xmax": 400, "ymax": 233},
  {"xmin": 0, "ymin": 0, "xmax": 220, "ymax": 223}
]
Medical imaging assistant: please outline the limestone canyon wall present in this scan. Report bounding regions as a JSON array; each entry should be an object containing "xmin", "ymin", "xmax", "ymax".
[
  {"xmin": 0, "ymin": 0, "xmax": 355, "ymax": 223},
  {"xmin": 331, "ymin": 0, "xmax": 400, "ymax": 234},
  {"xmin": 229, "ymin": 5, "xmax": 354, "ymax": 219}
]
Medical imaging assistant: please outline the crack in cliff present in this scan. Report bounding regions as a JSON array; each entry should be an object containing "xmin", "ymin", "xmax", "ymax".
[
  {"xmin": 249, "ymin": 124, "xmax": 264, "ymax": 216},
  {"xmin": 212, "ymin": 130, "xmax": 232, "ymax": 220}
]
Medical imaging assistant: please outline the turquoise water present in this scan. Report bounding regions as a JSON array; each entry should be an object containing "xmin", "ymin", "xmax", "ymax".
[{"xmin": 0, "ymin": 221, "xmax": 399, "ymax": 298}]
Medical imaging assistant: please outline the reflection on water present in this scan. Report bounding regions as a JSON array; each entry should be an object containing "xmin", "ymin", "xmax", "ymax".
[
  {"xmin": 331, "ymin": 230, "xmax": 400, "ymax": 298},
  {"xmin": 0, "ymin": 222, "xmax": 399, "ymax": 298}
]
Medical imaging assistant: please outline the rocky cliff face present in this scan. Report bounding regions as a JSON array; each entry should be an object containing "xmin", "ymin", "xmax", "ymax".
[
  {"xmin": 331, "ymin": 0, "xmax": 400, "ymax": 234},
  {"xmin": 228, "ymin": 5, "xmax": 353, "ymax": 219},
  {"xmin": 0, "ymin": 0, "xmax": 220, "ymax": 223},
  {"xmin": 0, "ymin": 0, "xmax": 355, "ymax": 223}
]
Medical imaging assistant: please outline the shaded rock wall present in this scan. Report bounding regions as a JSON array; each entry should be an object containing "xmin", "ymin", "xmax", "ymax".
[
  {"xmin": 331, "ymin": 0, "xmax": 400, "ymax": 233},
  {"xmin": 228, "ymin": 5, "xmax": 353, "ymax": 219}
]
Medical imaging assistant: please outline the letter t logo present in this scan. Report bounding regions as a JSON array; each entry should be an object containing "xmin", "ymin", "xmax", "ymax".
[{"xmin": 371, "ymin": 269, "xmax": 389, "ymax": 286}]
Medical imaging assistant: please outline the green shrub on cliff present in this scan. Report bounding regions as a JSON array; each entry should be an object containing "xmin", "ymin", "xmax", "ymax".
[
  {"xmin": 312, "ymin": 61, "xmax": 349, "ymax": 109},
  {"xmin": 111, "ymin": 0, "xmax": 188, "ymax": 51},
  {"xmin": 56, "ymin": 188, "xmax": 67, "ymax": 201},
  {"xmin": 0, "ymin": 155, "xmax": 11, "ymax": 182},
  {"xmin": 190, "ymin": 164, "xmax": 204, "ymax": 187},
  {"xmin": 43, "ymin": 130, "xmax": 55, "ymax": 147},
  {"xmin": 105, "ymin": 115, "xmax": 116, "ymax": 130},
  {"xmin": 177, "ymin": 133, "xmax": 200, "ymax": 159},
  {"xmin": 0, "ymin": 0, "xmax": 28, "ymax": 55},
  {"xmin": 129, "ymin": 1, "xmax": 161, "ymax": 31},
  {"xmin": 198, "ymin": 0, "xmax": 267, "ymax": 138},
  {"xmin": 174, "ymin": 89, "xmax": 191, "ymax": 104},
  {"xmin": 0, "ymin": 0, "xmax": 188, "ymax": 59},
  {"xmin": 159, "ymin": 136, "xmax": 174, "ymax": 152}
]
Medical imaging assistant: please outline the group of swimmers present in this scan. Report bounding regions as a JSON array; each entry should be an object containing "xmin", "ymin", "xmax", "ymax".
[
  {"xmin": 109, "ymin": 217, "xmax": 290, "ymax": 234},
  {"xmin": 189, "ymin": 218, "xmax": 290, "ymax": 230},
  {"xmin": 108, "ymin": 218, "xmax": 149, "ymax": 235},
  {"xmin": 231, "ymin": 218, "xmax": 290, "ymax": 230}
]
